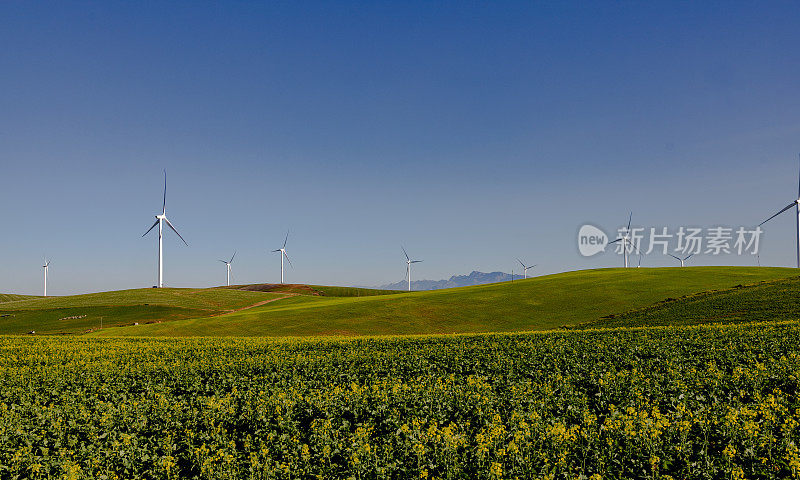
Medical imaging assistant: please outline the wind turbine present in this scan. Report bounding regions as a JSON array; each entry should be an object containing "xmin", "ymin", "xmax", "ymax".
[
  {"xmin": 667, "ymin": 253, "xmax": 693, "ymax": 267},
  {"xmin": 402, "ymin": 247, "xmax": 422, "ymax": 291},
  {"xmin": 271, "ymin": 231, "xmax": 292, "ymax": 284},
  {"xmin": 608, "ymin": 212, "xmax": 633, "ymax": 268},
  {"xmin": 517, "ymin": 259, "xmax": 536, "ymax": 279},
  {"xmin": 219, "ymin": 252, "xmax": 236, "ymax": 286},
  {"xmin": 759, "ymin": 154, "xmax": 800, "ymax": 268},
  {"xmin": 42, "ymin": 259, "xmax": 50, "ymax": 297},
  {"xmin": 142, "ymin": 170, "xmax": 188, "ymax": 288}
]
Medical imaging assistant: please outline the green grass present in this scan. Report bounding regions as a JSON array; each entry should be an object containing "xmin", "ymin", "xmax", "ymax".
[
  {"xmin": 309, "ymin": 285, "xmax": 405, "ymax": 297},
  {"xmin": 0, "ymin": 288, "xmax": 283, "ymax": 335},
  {"xmin": 576, "ymin": 275, "xmax": 800, "ymax": 329},
  {"xmin": 0, "ymin": 293, "xmax": 38, "ymax": 303},
  {"xmin": 91, "ymin": 267, "xmax": 800, "ymax": 337},
  {"xmin": 225, "ymin": 283, "xmax": 404, "ymax": 297}
]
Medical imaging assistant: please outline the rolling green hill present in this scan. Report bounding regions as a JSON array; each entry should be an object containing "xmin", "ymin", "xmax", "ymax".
[
  {"xmin": 576, "ymin": 275, "xmax": 800, "ymax": 329},
  {"xmin": 0, "ymin": 293, "xmax": 38, "ymax": 303},
  {"xmin": 86, "ymin": 267, "xmax": 800, "ymax": 337},
  {"xmin": 0, "ymin": 288, "xmax": 284, "ymax": 335},
  {"xmin": 228, "ymin": 283, "xmax": 404, "ymax": 297}
]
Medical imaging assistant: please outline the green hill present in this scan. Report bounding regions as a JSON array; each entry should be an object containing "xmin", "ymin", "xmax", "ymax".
[
  {"xmin": 0, "ymin": 293, "xmax": 38, "ymax": 303},
  {"xmin": 0, "ymin": 288, "xmax": 284, "ymax": 335},
  {"xmin": 576, "ymin": 275, "xmax": 800, "ymax": 329},
  {"xmin": 87, "ymin": 267, "xmax": 800, "ymax": 337}
]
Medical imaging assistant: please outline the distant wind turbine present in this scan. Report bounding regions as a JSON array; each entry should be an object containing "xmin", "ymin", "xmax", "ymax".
[
  {"xmin": 517, "ymin": 259, "xmax": 536, "ymax": 278},
  {"xmin": 219, "ymin": 252, "xmax": 236, "ymax": 286},
  {"xmin": 759, "ymin": 154, "xmax": 800, "ymax": 268},
  {"xmin": 42, "ymin": 259, "xmax": 50, "ymax": 297},
  {"xmin": 667, "ymin": 253, "xmax": 693, "ymax": 267},
  {"xmin": 608, "ymin": 212, "xmax": 633, "ymax": 268},
  {"xmin": 402, "ymin": 247, "xmax": 423, "ymax": 292},
  {"xmin": 142, "ymin": 170, "xmax": 188, "ymax": 288},
  {"xmin": 271, "ymin": 231, "xmax": 292, "ymax": 284}
]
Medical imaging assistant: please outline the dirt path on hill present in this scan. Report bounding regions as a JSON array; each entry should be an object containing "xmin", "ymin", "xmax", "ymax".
[{"xmin": 208, "ymin": 293, "xmax": 298, "ymax": 317}]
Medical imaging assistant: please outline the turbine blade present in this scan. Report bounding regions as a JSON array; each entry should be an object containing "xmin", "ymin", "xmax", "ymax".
[
  {"xmin": 283, "ymin": 251, "xmax": 293, "ymax": 268},
  {"xmin": 271, "ymin": 249, "xmax": 281, "ymax": 253},
  {"xmin": 164, "ymin": 218, "xmax": 188, "ymax": 246},
  {"xmin": 668, "ymin": 254, "xmax": 681, "ymax": 261},
  {"xmin": 608, "ymin": 238, "xmax": 622, "ymax": 244},
  {"xmin": 230, "ymin": 251, "xmax": 236, "ymax": 263},
  {"xmin": 626, "ymin": 212, "xmax": 632, "ymax": 231},
  {"xmin": 411, "ymin": 260, "xmax": 423, "ymax": 263},
  {"xmin": 402, "ymin": 246, "xmax": 410, "ymax": 261},
  {"xmin": 685, "ymin": 254, "xmax": 694, "ymax": 261},
  {"xmin": 283, "ymin": 230, "xmax": 289, "ymax": 248},
  {"xmin": 759, "ymin": 201, "xmax": 796, "ymax": 226},
  {"xmin": 517, "ymin": 258, "xmax": 525, "ymax": 268},
  {"xmin": 797, "ymin": 153, "xmax": 799, "ymax": 198},
  {"xmin": 142, "ymin": 219, "xmax": 159, "ymax": 237},
  {"xmin": 162, "ymin": 169, "xmax": 167, "ymax": 215},
  {"xmin": 219, "ymin": 260, "xmax": 227, "ymax": 264}
]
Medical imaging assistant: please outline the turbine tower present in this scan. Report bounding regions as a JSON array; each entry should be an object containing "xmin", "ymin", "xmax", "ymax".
[
  {"xmin": 219, "ymin": 252, "xmax": 236, "ymax": 286},
  {"xmin": 142, "ymin": 170, "xmax": 188, "ymax": 288},
  {"xmin": 667, "ymin": 253, "xmax": 693, "ymax": 267},
  {"xmin": 402, "ymin": 247, "xmax": 423, "ymax": 291},
  {"xmin": 608, "ymin": 212, "xmax": 633, "ymax": 268},
  {"xmin": 271, "ymin": 231, "xmax": 292, "ymax": 284},
  {"xmin": 517, "ymin": 259, "xmax": 536, "ymax": 279},
  {"xmin": 42, "ymin": 259, "xmax": 50, "ymax": 297},
  {"xmin": 759, "ymin": 154, "xmax": 800, "ymax": 268}
]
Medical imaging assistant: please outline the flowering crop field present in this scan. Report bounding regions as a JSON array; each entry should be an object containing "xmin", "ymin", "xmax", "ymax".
[{"xmin": 2, "ymin": 322, "xmax": 800, "ymax": 479}]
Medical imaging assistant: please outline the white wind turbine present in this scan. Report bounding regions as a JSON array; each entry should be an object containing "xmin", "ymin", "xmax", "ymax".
[
  {"xmin": 517, "ymin": 259, "xmax": 536, "ymax": 279},
  {"xmin": 402, "ymin": 246, "xmax": 422, "ymax": 292},
  {"xmin": 42, "ymin": 259, "xmax": 50, "ymax": 297},
  {"xmin": 271, "ymin": 231, "xmax": 292, "ymax": 284},
  {"xmin": 219, "ymin": 252, "xmax": 236, "ymax": 286},
  {"xmin": 759, "ymin": 154, "xmax": 800, "ymax": 268},
  {"xmin": 667, "ymin": 253, "xmax": 693, "ymax": 267},
  {"xmin": 608, "ymin": 212, "xmax": 634, "ymax": 268},
  {"xmin": 142, "ymin": 171, "xmax": 188, "ymax": 288}
]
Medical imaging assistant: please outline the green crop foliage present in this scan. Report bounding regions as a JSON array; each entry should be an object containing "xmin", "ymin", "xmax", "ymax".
[{"xmin": 2, "ymin": 322, "xmax": 800, "ymax": 479}]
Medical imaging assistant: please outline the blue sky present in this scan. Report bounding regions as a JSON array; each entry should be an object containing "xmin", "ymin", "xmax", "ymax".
[{"xmin": 1, "ymin": 1, "xmax": 799, "ymax": 295}]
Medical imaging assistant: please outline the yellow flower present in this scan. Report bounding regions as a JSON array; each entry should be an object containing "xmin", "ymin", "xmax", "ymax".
[{"xmin": 489, "ymin": 462, "xmax": 503, "ymax": 479}]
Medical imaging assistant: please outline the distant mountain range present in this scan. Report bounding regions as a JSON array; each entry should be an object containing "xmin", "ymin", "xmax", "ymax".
[{"xmin": 379, "ymin": 271, "xmax": 513, "ymax": 291}]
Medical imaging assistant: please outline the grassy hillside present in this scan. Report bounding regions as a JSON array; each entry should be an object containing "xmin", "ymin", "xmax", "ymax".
[
  {"xmin": 230, "ymin": 283, "xmax": 404, "ymax": 297},
  {"xmin": 0, "ymin": 288, "xmax": 283, "ymax": 335},
  {"xmin": 577, "ymin": 275, "xmax": 800, "ymax": 329},
  {"xmin": 92, "ymin": 267, "xmax": 800, "ymax": 337},
  {"xmin": 0, "ymin": 294, "xmax": 38, "ymax": 303}
]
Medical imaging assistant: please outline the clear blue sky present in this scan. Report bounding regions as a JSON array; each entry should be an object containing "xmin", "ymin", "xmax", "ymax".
[{"xmin": 2, "ymin": 1, "xmax": 799, "ymax": 295}]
